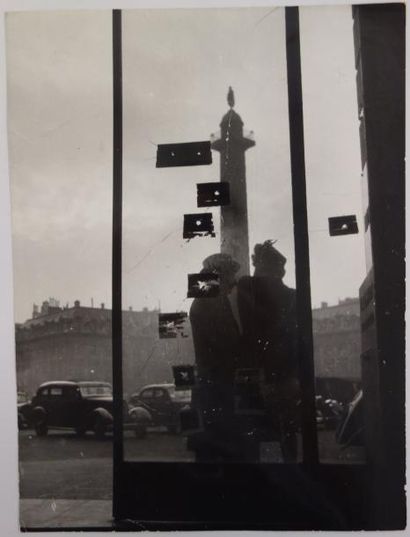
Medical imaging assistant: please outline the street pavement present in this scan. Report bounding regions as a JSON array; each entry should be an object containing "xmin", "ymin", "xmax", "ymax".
[
  {"xmin": 18, "ymin": 428, "xmax": 365, "ymax": 529},
  {"xmin": 19, "ymin": 429, "xmax": 192, "ymax": 529},
  {"xmin": 19, "ymin": 428, "xmax": 195, "ymax": 500},
  {"xmin": 20, "ymin": 499, "xmax": 113, "ymax": 529}
]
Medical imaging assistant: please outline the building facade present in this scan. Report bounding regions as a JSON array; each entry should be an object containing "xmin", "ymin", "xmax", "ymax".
[
  {"xmin": 312, "ymin": 297, "xmax": 361, "ymax": 380},
  {"xmin": 16, "ymin": 300, "xmax": 194, "ymax": 397},
  {"xmin": 16, "ymin": 296, "xmax": 361, "ymax": 397}
]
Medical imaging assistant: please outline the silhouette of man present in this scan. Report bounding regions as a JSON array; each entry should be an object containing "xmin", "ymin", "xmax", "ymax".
[
  {"xmin": 189, "ymin": 253, "xmax": 241, "ymax": 460},
  {"xmin": 238, "ymin": 241, "xmax": 299, "ymax": 462}
]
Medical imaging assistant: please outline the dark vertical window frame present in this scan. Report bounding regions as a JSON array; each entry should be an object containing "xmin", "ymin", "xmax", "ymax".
[
  {"xmin": 112, "ymin": 8, "xmax": 124, "ymax": 522},
  {"xmin": 285, "ymin": 6, "xmax": 319, "ymax": 464}
]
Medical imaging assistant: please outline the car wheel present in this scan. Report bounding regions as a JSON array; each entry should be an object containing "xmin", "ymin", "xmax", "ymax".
[
  {"xmin": 167, "ymin": 423, "xmax": 181, "ymax": 435},
  {"xmin": 75, "ymin": 425, "xmax": 86, "ymax": 437},
  {"xmin": 34, "ymin": 419, "xmax": 48, "ymax": 437},
  {"xmin": 186, "ymin": 435, "xmax": 197, "ymax": 451},
  {"xmin": 93, "ymin": 416, "xmax": 106, "ymax": 439},
  {"xmin": 134, "ymin": 425, "xmax": 147, "ymax": 439}
]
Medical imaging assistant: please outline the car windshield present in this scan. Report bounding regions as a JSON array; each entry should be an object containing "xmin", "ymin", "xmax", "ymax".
[
  {"xmin": 169, "ymin": 388, "xmax": 191, "ymax": 403},
  {"xmin": 18, "ymin": 392, "xmax": 28, "ymax": 404},
  {"xmin": 79, "ymin": 385, "xmax": 112, "ymax": 397}
]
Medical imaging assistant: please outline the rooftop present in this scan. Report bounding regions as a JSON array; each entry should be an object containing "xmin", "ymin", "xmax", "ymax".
[{"xmin": 16, "ymin": 300, "xmax": 163, "ymax": 341}]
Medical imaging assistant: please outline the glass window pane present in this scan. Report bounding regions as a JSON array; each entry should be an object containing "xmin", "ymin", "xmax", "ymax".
[
  {"xmin": 300, "ymin": 5, "xmax": 366, "ymax": 464},
  {"xmin": 121, "ymin": 7, "xmax": 301, "ymax": 464}
]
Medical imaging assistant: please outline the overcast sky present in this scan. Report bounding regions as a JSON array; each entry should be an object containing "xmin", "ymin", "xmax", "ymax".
[{"xmin": 6, "ymin": 6, "xmax": 365, "ymax": 322}]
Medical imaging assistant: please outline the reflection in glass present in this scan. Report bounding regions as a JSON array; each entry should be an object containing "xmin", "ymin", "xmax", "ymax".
[{"xmin": 122, "ymin": 7, "xmax": 298, "ymax": 463}]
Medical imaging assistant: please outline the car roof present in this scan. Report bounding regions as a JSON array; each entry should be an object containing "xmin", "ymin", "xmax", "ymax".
[
  {"xmin": 38, "ymin": 381, "xmax": 78, "ymax": 388},
  {"xmin": 38, "ymin": 381, "xmax": 111, "ymax": 388},
  {"xmin": 77, "ymin": 381, "xmax": 112, "ymax": 387},
  {"xmin": 139, "ymin": 383, "xmax": 175, "ymax": 391}
]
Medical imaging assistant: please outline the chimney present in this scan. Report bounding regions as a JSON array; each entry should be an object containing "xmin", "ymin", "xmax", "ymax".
[
  {"xmin": 74, "ymin": 300, "xmax": 80, "ymax": 308},
  {"xmin": 129, "ymin": 306, "xmax": 133, "ymax": 311},
  {"xmin": 49, "ymin": 297, "xmax": 60, "ymax": 308},
  {"xmin": 41, "ymin": 300, "xmax": 49, "ymax": 315},
  {"xmin": 101, "ymin": 303, "xmax": 105, "ymax": 309},
  {"xmin": 321, "ymin": 301, "xmax": 328, "ymax": 309},
  {"xmin": 32, "ymin": 304, "xmax": 39, "ymax": 318}
]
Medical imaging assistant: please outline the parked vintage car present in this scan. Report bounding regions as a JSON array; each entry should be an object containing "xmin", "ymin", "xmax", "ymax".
[
  {"xmin": 29, "ymin": 380, "xmax": 137, "ymax": 438},
  {"xmin": 128, "ymin": 383, "xmax": 191, "ymax": 436},
  {"xmin": 17, "ymin": 391, "xmax": 31, "ymax": 430}
]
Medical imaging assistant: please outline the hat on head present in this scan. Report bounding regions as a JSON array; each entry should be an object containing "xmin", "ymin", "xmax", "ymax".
[
  {"xmin": 252, "ymin": 240, "xmax": 286, "ymax": 268},
  {"xmin": 202, "ymin": 253, "xmax": 240, "ymax": 275}
]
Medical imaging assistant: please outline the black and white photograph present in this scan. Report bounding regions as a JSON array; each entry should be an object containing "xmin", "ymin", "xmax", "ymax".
[{"xmin": 0, "ymin": 0, "xmax": 405, "ymax": 532}]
